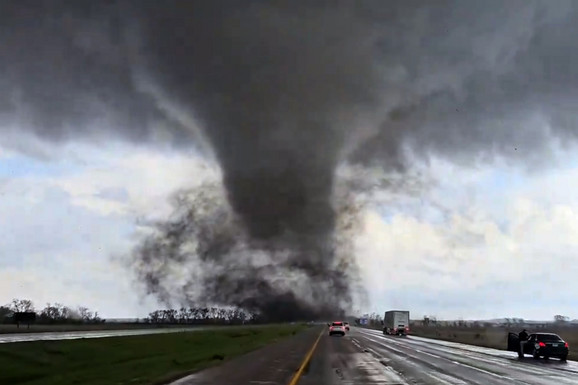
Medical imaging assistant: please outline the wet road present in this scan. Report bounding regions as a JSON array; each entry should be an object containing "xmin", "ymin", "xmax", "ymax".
[
  {"xmin": 173, "ymin": 326, "xmax": 578, "ymax": 385},
  {"xmin": 0, "ymin": 327, "xmax": 213, "ymax": 344},
  {"xmin": 171, "ymin": 326, "xmax": 321, "ymax": 385},
  {"xmin": 301, "ymin": 328, "xmax": 578, "ymax": 385}
]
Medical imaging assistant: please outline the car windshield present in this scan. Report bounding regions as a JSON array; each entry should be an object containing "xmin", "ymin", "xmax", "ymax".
[{"xmin": 537, "ymin": 334, "xmax": 562, "ymax": 342}]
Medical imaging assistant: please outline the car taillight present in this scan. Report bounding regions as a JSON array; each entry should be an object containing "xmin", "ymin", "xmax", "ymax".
[
  {"xmin": 538, "ymin": 342, "xmax": 546, "ymax": 347},
  {"xmin": 405, "ymin": 327, "xmax": 409, "ymax": 331},
  {"xmin": 565, "ymin": 342, "xmax": 569, "ymax": 348}
]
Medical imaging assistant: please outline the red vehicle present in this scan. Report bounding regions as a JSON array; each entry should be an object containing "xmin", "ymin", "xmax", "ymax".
[{"xmin": 328, "ymin": 321, "xmax": 346, "ymax": 337}]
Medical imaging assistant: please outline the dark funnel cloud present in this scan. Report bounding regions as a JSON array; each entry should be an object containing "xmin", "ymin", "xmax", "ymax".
[
  {"xmin": 139, "ymin": 1, "xmax": 385, "ymax": 239},
  {"xmin": 3, "ymin": 1, "xmax": 578, "ymax": 319},
  {"xmin": 130, "ymin": 1, "xmax": 386, "ymax": 319}
]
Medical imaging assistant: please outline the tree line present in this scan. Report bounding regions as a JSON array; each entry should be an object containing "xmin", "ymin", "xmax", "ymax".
[
  {"xmin": 1, "ymin": 299, "xmax": 265, "ymax": 325},
  {"xmin": 1, "ymin": 299, "xmax": 103, "ymax": 324},
  {"xmin": 144, "ymin": 307, "xmax": 261, "ymax": 325}
]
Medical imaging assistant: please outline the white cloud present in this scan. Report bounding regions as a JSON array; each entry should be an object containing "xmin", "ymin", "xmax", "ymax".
[
  {"xmin": 355, "ymin": 160, "xmax": 578, "ymax": 320},
  {"xmin": 0, "ymin": 142, "xmax": 218, "ymax": 317},
  {"xmin": 2, "ymin": 140, "xmax": 578, "ymax": 321},
  {"xmin": 51, "ymin": 143, "xmax": 220, "ymax": 219}
]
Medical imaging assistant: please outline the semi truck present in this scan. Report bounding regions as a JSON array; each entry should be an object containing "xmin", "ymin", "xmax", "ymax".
[{"xmin": 383, "ymin": 310, "xmax": 410, "ymax": 336}]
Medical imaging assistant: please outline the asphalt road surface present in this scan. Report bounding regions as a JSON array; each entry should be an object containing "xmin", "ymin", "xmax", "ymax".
[
  {"xmin": 0, "ymin": 327, "xmax": 214, "ymax": 344},
  {"xmin": 301, "ymin": 328, "xmax": 578, "ymax": 384},
  {"xmin": 174, "ymin": 326, "xmax": 578, "ymax": 385}
]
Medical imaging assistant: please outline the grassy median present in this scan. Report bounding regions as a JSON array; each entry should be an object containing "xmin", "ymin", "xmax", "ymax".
[{"xmin": 1, "ymin": 323, "xmax": 309, "ymax": 385}]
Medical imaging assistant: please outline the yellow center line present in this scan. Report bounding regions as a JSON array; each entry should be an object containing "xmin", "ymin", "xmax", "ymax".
[{"xmin": 286, "ymin": 328, "xmax": 324, "ymax": 385}]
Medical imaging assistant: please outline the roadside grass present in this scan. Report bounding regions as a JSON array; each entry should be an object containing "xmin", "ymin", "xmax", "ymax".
[
  {"xmin": 409, "ymin": 326, "xmax": 578, "ymax": 361},
  {"xmin": 0, "ymin": 323, "xmax": 310, "ymax": 385},
  {"xmin": 0, "ymin": 323, "xmax": 208, "ymax": 334}
]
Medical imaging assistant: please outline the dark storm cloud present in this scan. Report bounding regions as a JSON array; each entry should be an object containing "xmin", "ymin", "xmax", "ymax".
[
  {"xmin": 349, "ymin": 0, "xmax": 578, "ymax": 170},
  {"xmin": 0, "ymin": 0, "xmax": 197, "ymax": 150},
  {"xmin": 3, "ymin": 0, "xmax": 578, "ymax": 319}
]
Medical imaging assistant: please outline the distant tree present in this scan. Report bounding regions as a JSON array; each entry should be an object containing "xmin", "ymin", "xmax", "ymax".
[
  {"xmin": 554, "ymin": 315, "xmax": 569, "ymax": 323},
  {"xmin": 78, "ymin": 307, "xmax": 93, "ymax": 321},
  {"xmin": 40, "ymin": 303, "xmax": 61, "ymax": 323},
  {"xmin": 178, "ymin": 307, "xmax": 188, "ymax": 323},
  {"xmin": 10, "ymin": 299, "xmax": 35, "ymax": 313},
  {"xmin": 0, "ymin": 306, "xmax": 12, "ymax": 323},
  {"xmin": 38, "ymin": 303, "xmax": 79, "ymax": 323}
]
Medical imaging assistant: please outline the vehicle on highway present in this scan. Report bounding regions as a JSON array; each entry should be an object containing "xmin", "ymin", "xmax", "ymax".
[
  {"xmin": 329, "ymin": 321, "xmax": 346, "ymax": 337},
  {"xmin": 344, "ymin": 321, "xmax": 350, "ymax": 331},
  {"xmin": 508, "ymin": 332, "xmax": 569, "ymax": 361},
  {"xmin": 383, "ymin": 310, "xmax": 410, "ymax": 336}
]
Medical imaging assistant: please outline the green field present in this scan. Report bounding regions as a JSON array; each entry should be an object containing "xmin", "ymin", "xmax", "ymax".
[{"xmin": 1, "ymin": 324, "xmax": 309, "ymax": 385}]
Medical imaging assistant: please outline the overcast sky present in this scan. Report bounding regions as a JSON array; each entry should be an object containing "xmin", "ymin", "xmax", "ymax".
[
  {"xmin": 2, "ymin": 1, "xmax": 578, "ymax": 321},
  {"xmin": 2, "ymin": 141, "xmax": 578, "ymax": 320}
]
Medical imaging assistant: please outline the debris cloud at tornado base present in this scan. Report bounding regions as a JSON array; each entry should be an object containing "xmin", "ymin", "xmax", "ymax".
[{"xmin": 3, "ymin": 1, "xmax": 578, "ymax": 319}]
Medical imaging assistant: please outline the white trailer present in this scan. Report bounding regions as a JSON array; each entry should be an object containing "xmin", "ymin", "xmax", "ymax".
[{"xmin": 383, "ymin": 310, "xmax": 410, "ymax": 336}]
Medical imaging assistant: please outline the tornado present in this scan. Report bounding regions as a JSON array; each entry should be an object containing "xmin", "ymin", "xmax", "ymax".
[
  {"xmin": 3, "ymin": 0, "xmax": 578, "ymax": 320},
  {"xmin": 129, "ymin": 1, "xmax": 387, "ymax": 320}
]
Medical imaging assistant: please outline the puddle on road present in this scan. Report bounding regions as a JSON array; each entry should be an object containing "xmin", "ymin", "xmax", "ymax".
[{"xmin": 329, "ymin": 352, "xmax": 409, "ymax": 384}]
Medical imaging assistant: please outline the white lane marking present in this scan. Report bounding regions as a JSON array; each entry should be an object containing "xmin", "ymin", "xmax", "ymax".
[
  {"xmin": 362, "ymin": 334, "xmax": 528, "ymax": 383},
  {"xmin": 361, "ymin": 329, "xmax": 578, "ymax": 369},
  {"xmin": 380, "ymin": 350, "xmax": 466, "ymax": 385},
  {"xmin": 342, "ymin": 335, "xmax": 410, "ymax": 383},
  {"xmin": 369, "ymin": 332, "xmax": 537, "ymax": 373},
  {"xmin": 345, "ymin": 351, "xmax": 410, "ymax": 384},
  {"xmin": 351, "ymin": 338, "xmax": 362, "ymax": 349},
  {"xmin": 359, "ymin": 338, "xmax": 465, "ymax": 384},
  {"xmin": 359, "ymin": 330, "xmax": 578, "ymax": 385},
  {"xmin": 358, "ymin": 328, "xmax": 578, "ymax": 376}
]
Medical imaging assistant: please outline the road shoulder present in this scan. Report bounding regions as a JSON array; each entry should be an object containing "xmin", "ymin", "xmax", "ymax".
[{"xmin": 170, "ymin": 326, "xmax": 322, "ymax": 385}]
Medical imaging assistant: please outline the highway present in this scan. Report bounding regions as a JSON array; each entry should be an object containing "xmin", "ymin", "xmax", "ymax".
[
  {"xmin": 173, "ymin": 326, "xmax": 578, "ymax": 385},
  {"xmin": 0, "ymin": 327, "xmax": 214, "ymax": 344}
]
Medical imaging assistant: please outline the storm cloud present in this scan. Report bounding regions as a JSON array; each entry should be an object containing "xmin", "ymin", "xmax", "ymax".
[{"xmin": 3, "ymin": 0, "xmax": 578, "ymax": 319}]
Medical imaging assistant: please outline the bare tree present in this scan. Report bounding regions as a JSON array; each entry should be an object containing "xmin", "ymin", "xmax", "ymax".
[
  {"xmin": 10, "ymin": 298, "xmax": 35, "ymax": 312},
  {"xmin": 78, "ymin": 307, "xmax": 93, "ymax": 321}
]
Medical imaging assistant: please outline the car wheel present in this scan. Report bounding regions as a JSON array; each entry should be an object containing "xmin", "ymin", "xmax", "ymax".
[
  {"xmin": 532, "ymin": 349, "xmax": 540, "ymax": 359},
  {"xmin": 518, "ymin": 351, "xmax": 524, "ymax": 358},
  {"xmin": 544, "ymin": 356, "xmax": 549, "ymax": 360},
  {"xmin": 560, "ymin": 354, "xmax": 567, "ymax": 362}
]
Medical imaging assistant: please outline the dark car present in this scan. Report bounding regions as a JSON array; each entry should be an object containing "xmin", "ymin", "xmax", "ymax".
[
  {"xmin": 508, "ymin": 332, "xmax": 569, "ymax": 361},
  {"xmin": 329, "ymin": 321, "xmax": 346, "ymax": 337}
]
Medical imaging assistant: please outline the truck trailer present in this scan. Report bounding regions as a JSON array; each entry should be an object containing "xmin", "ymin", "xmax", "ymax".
[{"xmin": 383, "ymin": 310, "xmax": 410, "ymax": 336}]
